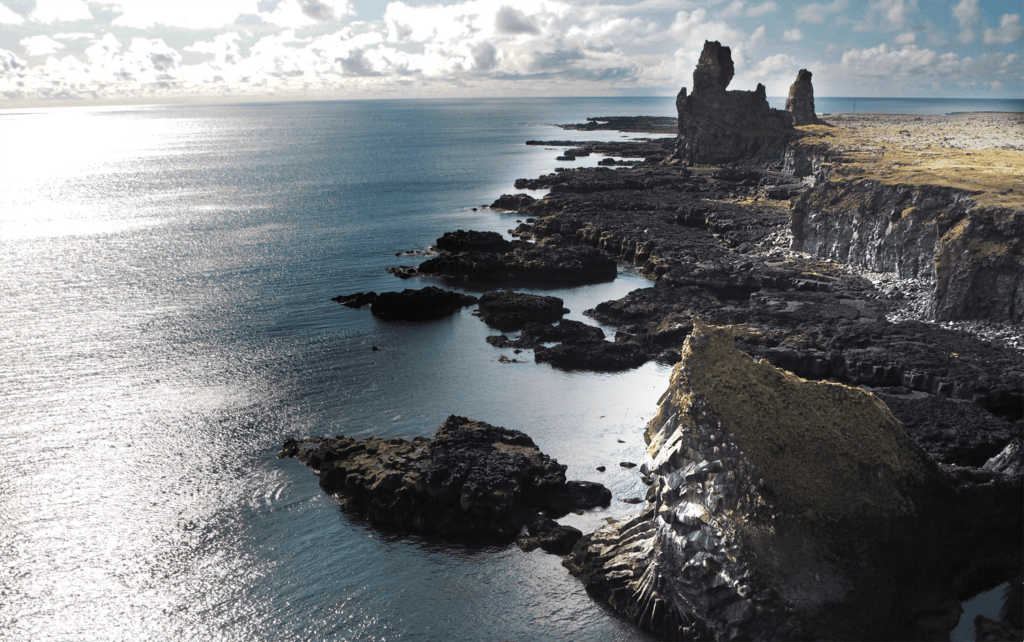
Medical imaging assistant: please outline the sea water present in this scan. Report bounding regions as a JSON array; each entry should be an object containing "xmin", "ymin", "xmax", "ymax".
[{"xmin": 1, "ymin": 97, "xmax": 1015, "ymax": 641}]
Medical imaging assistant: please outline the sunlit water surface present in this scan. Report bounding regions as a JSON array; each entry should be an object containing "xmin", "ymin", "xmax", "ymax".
[
  {"xmin": 3, "ymin": 96, "xmax": 1011, "ymax": 641},
  {"xmin": 0, "ymin": 98, "xmax": 684, "ymax": 642}
]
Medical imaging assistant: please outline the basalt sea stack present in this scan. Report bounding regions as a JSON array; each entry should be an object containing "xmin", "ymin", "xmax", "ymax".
[
  {"xmin": 564, "ymin": 321, "xmax": 1022, "ymax": 641},
  {"xmin": 676, "ymin": 41, "xmax": 795, "ymax": 163}
]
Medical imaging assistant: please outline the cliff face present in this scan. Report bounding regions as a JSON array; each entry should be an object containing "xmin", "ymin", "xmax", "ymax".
[
  {"xmin": 565, "ymin": 321, "xmax": 1022, "ymax": 640},
  {"xmin": 791, "ymin": 178, "xmax": 1024, "ymax": 322},
  {"xmin": 676, "ymin": 41, "xmax": 794, "ymax": 164}
]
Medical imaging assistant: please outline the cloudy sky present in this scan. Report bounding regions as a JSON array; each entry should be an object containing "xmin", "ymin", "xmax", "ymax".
[{"xmin": 1, "ymin": 0, "xmax": 1021, "ymax": 105}]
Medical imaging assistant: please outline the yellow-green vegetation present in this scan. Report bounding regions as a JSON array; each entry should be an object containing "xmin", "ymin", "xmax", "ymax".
[
  {"xmin": 663, "ymin": 320, "xmax": 928, "ymax": 524},
  {"xmin": 793, "ymin": 114, "xmax": 1024, "ymax": 208}
]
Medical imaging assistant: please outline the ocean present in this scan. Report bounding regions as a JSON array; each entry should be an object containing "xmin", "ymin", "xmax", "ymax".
[{"xmin": 1, "ymin": 97, "xmax": 1016, "ymax": 641}]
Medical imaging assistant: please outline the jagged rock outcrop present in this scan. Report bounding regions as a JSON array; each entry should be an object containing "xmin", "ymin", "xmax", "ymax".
[
  {"xmin": 676, "ymin": 41, "xmax": 795, "ymax": 163},
  {"xmin": 489, "ymin": 193, "xmax": 537, "ymax": 211},
  {"xmin": 417, "ymin": 244, "xmax": 617, "ymax": 284},
  {"xmin": 279, "ymin": 415, "xmax": 611, "ymax": 541},
  {"xmin": 792, "ymin": 179, "xmax": 1024, "ymax": 322},
  {"xmin": 785, "ymin": 69, "xmax": 819, "ymax": 126},
  {"xmin": 333, "ymin": 287, "xmax": 477, "ymax": 320},
  {"xmin": 564, "ymin": 321, "xmax": 1022, "ymax": 640},
  {"xmin": 435, "ymin": 229, "xmax": 513, "ymax": 253},
  {"xmin": 475, "ymin": 291, "xmax": 569, "ymax": 330}
]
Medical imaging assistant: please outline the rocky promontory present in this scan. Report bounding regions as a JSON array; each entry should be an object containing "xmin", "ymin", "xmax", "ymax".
[
  {"xmin": 564, "ymin": 321, "xmax": 1023, "ymax": 640},
  {"xmin": 280, "ymin": 415, "xmax": 611, "ymax": 545}
]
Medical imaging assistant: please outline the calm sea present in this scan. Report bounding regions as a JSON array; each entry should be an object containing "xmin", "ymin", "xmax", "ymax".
[{"xmin": 0, "ymin": 97, "xmax": 1012, "ymax": 642}]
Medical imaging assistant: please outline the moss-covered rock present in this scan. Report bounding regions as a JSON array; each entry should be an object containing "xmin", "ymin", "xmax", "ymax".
[{"xmin": 565, "ymin": 320, "xmax": 1022, "ymax": 641}]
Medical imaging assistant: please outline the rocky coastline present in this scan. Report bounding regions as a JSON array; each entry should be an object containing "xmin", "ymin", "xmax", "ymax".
[{"xmin": 308, "ymin": 40, "xmax": 1022, "ymax": 640}]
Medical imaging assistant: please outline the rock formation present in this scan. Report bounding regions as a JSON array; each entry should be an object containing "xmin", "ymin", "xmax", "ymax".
[
  {"xmin": 564, "ymin": 321, "xmax": 1022, "ymax": 640},
  {"xmin": 417, "ymin": 243, "xmax": 617, "ymax": 284},
  {"xmin": 475, "ymin": 291, "xmax": 569, "ymax": 330},
  {"xmin": 785, "ymin": 69, "xmax": 819, "ymax": 126},
  {"xmin": 333, "ymin": 286, "xmax": 477, "ymax": 321},
  {"xmin": 280, "ymin": 415, "xmax": 611, "ymax": 542},
  {"xmin": 676, "ymin": 41, "xmax": 795, "ymax": 163}
]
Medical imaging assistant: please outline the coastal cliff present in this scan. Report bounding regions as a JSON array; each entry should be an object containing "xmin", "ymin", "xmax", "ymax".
[{"xmin": 564, "ymin": 321, "xmax": 1023, "ymax": 640}]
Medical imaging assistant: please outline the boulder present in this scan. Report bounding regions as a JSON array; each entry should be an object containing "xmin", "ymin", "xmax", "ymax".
[
  {"xmin": 785, "ymin": 69, "xmax": 819, "ymax": 126},
  {"xmin": 476, "ymin": 291, "xmax": 569, "ymax": 330},
  {"xmin": 490, "ymin": 193, "xmax": 537, "ymax": 211},
  {"xmin": 333, "ymin": 291, "xmax": 377, "ymax": 308},
  {"xmin": 676, "ymin": 41, "xmax": 795, "ymax": 163},
  {"xmin": 368, "ymin": 286, "xmax": 477, "ymax": 321},
  {"xmin": 280, "ymin": 415, "xmax": 611, "ymax": 541},
  {"xmin": 417, "ymin": 245, "xmax": 617, "ymax": 284},
  {"xmin": 435, "ymin": 229, "xmax": 513, "ymax": 253},
  {"xmin": 564, "ymin": 320, "xmax": 1022, "ymax": 640}
]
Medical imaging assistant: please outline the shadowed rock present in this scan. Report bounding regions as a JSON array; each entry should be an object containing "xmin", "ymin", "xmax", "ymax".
[
  {"xmin": 476, "ymin": 291, "xmax": 569, "ymax": 330},
  {"xmin": 369, "ymin": 286, "xmax": 477, "ymax": 321},
  {"xmin": 435, "ymin": 229, "xmax": 513, "ymax": 253},
  {"xmin": 676, "ymin": 41, "xmax": 795, "ymax": 163},
  {"xmin": 280, "ymin": 415, "xmax": 611, "ymax": 542},
  {"xmin": 564, "ymin": 321, "xmax": 1022, "ymax": 641}
]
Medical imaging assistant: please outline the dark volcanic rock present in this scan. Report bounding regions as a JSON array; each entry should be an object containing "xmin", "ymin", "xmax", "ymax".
[
  {"xmin": 535, "ymin": 340, "xmax": 649, "ymax": 372},
  {"xmin": 564, "ymin": 321, "xmax": 1023, "ymax": 641},
  {"xmin": 785, "ymin": 69, "xmax": 819, "ymax": 126},
  {"xmin": 490, "ymin": 193, "xmax": 537, "ymax": 211},
  {"xmin": 557, "ymin": 116, "xmax": 678, "ymax": 134},
  {"xmin": 435, "ymin": 229, "xmax": 513, "ymax": 253},
  {"xmin": 368, "ymin": 286, "xmax": 477, "ymax": 321},
  {"xmin": 333, "ymin": 291, "xmax": 377, "ymax": 308},
  {"xmin": 873, "ymin": 389, "xmax": 1021, "ymax": 467},
  {"xmin": 279, "ymin": 415, "xmax": 611, "ymax": 541},
  {"xmin": 417, "ymin": 245, "xmax": 617, "ymax": 284},
  {"xmin": 676, "ymin": 41, "xmax": 795, "ymax": 163},
  {"xmin": 476, "ymin": 291, "xmax": 569, "ymax": 330},
  {"xmin": 517, "ymin": 514, "xmax": 584, "ymax": 555}
]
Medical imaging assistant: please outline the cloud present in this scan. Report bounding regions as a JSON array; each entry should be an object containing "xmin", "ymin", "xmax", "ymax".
[
  {"xmin": 952, "ymin": 0, "xmax": 979, "ymax": 43},
  {"xmin": 853, "ymin": 0, "xmax": 917, "ymax": 33},
  {"xmin": 262, "ymin": 0, "xmax": 355, "ymax": 28},
  {"xmin": 20, "ymin": 35, "xmax": 66, "ymax": 56},
  {"xmin": 782, "ymin": 28, "xmax": 803, "ymax": 42},
  {"xmin": 983, "ymin": 13, "xmax": 1023, "ymax": 45},
  {"xmin": 185, "ymin": 33, "xmax": 243, "ymax": 65},
  {"xmin": 894, "ymin": 31, "xmax": 916, "ymax": 45},
  {"xmin": 746, "ymin": 2, "xmax": 777, "ymax": 18},
  {"xmin": 669, "ymin": 9, "xmax": 742, "ymax": 48},
  {"xmin": 495, "ymin": 5, "xmax": 540, "ymax": 35},
  {"xmin": 795, "ymin": 0, "xmax": 847, "ymax": 24},
  {"xmin": 0, "ymin": 3, "xmax": 25, "ymax": 24},
  {"xmin": 1, "ymin": 48, "xmax": 29, "ymax": 72},
  {"xmin": 111, "ymin": 1, "xmax": 259, "ymax": 29},
  {"xmin": 30, "ymin": 0, "xmax": 93, "ymax": 23},
  {"xmin": 53, "ymin": 32, "xmax": 96, "ymax": 40}
]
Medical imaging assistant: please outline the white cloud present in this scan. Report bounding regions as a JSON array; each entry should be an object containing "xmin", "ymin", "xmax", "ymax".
[
  {"xmin": 749, "ymin": 24, "xmax": 766, "ymax": 49},
  {"xmin": 21, "ymin": 35, "xmax": 66, "ymax": 56},
  {"xmin": 111, "ymin": 1, "xmax": 258, "ymax": 29},
  {"xmin": 796, "ymin": 0, "xmax": 847, "ymax": 24},
  {"xmin": 746, "ymin": 2, "xmax": 777, "ymax": 18},
  {"xmin": 0, "ymin": 3, "xmax": 25, "ymax": 24},
  {"xmin": 669, "ymin": 9, "xmax": 742, "ymax": 48},
  {"xmin": 952, "ymin": 0, "xmax": 979, "ymax": 43},
  {"xmin": 894, "ymin": 31, "xmax": 916, "ymax": 45},
  {"xmin": 983, "ymin": 13, "xmax": 1023, "ymax": 45},
  {"xmin": 30, "ymin": 0, "xmax": 93, "ymax": 23},
  {"xmin": 782, "ymin": 28, "xmax": 803, "ymax": 42},
  {"xmin": 721, "ymin": 1, "xmax": 745, "ymax": 18},
  {"xmin": 1, "ymin": 48, "xmax": 28, "ymax": 72},
  {"xmin": 853, "ymin": 0, "xmax": 917, "ymax": 33},
  {"xmin": 53, "ymin": 32, "xmax": 95, "ymax": 41},
  {"xmin": 262, "ymin": 0, "xmax": 355, "ymax": 28}
]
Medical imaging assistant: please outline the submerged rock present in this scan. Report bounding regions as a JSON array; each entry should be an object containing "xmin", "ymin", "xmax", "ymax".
[
  {"xmin": 564, "ymin": 320, "xmax": 1022, "ymax": 641},
  {"xmin": 280, "ymin": 415, "xmax": 611, "ymax": 542}
]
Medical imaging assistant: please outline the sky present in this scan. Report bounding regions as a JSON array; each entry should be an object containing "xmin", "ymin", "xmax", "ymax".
[{"xmin": 0, "ymin": 0, "xmax": 1021, "ymax": 106}]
